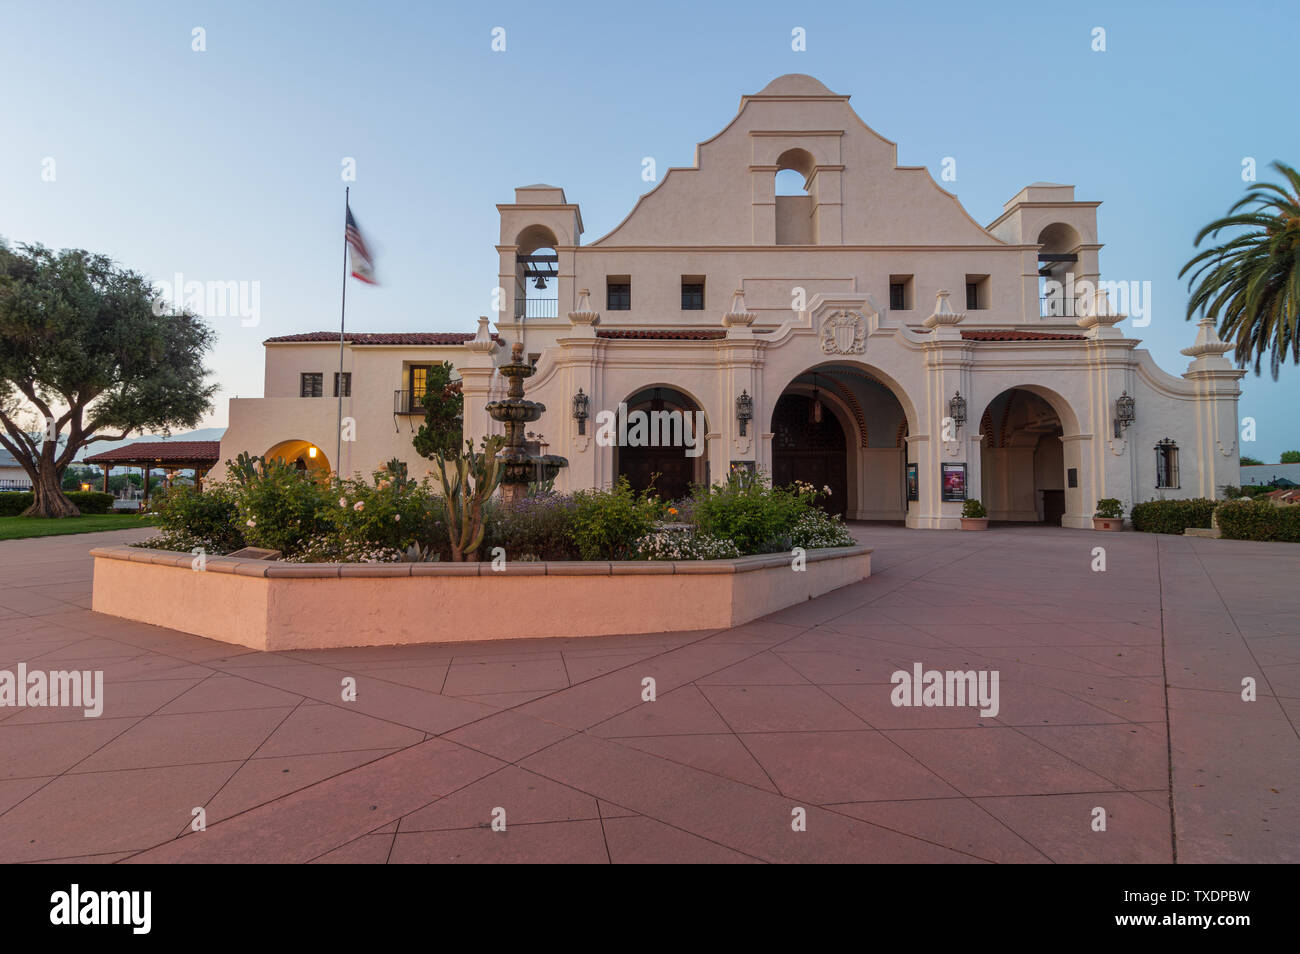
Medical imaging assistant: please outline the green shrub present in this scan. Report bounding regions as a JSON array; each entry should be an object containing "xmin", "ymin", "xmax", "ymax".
[
  {"xmin": 232, "ymin": 458, "xmax": 333, "ymax": 555},
  {"xmin": 0, "ymin": 493, "xmax": 34, "ymax": 517},
  {"xmin": 691, "ymin": 470, "xmax": 809, "ymax": 555},
  {"xmin": 0, "ymin": 490, "xmax": 116, "ymax": 516},
  {"xmin": 1214, "ymin": 500, "xmax": 1300, "ymax": 542},
  {"xmin": 961, "ymin": 499, "xmax": 988, "ymax": 519},
  {"xmin": 64, "ymin": 491, "xmax": 114, "ymax": 514},
  {"xmin": 634, "ymin": 526, "xmax": 741, "ymax": 560},
  {"xmin": 570, "ymin": 477, "xmax": 663, "ymax": 560},
  {"xmin": 1094, "ymin": 498, "xmax": 1123, "ymax": 519},
  {"xmin": 148, "ymin": 482, "xmax": 245, "ymax": 553},
  {"xmin": 788, "ymin": 509, "xmax": 856, "ymax": 549},
  {"xmin": 491, "ymin": 491, "xmax": 580, "ymax": 561},
  {"xmin": 322, "ymin": 469, "xmax": 442, "ymax": 553},
  {"xmin": 1130, "ymin": 498, "xmax": 1217, "ymax": 534}
]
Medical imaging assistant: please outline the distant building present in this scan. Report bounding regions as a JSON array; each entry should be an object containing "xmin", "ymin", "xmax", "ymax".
[
  {"xmin": 0, "ymin": 449, "xmax": 32, "ymax": 491},
  {"xmin": 1241, "ymin": 463, "xmax": 1300, "ymax": 487}
]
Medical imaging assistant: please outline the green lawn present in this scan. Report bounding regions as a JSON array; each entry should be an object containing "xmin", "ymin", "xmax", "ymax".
[{"xmin": 0, "ymin": 513, "xmax": 156, "ymax": 541}]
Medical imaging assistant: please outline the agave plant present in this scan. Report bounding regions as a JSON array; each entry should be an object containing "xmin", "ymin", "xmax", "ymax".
[
  {"xmin": 432, "ymin": 436, "xmax": 504, "ymax": 561},
  {"xmin": 1180, "ymin": 160, "xmax": 1300, "ymax": 378}
]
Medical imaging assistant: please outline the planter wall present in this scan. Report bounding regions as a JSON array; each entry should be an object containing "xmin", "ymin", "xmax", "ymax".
[{"xmin": 90, "ymin": 545, "xmax": 872, "ymax": 651}]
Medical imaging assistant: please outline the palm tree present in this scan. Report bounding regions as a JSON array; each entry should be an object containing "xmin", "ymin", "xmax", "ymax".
[{"xmin": 1180, "ymin": 161, "xmax": 1300, "ymax": 378}]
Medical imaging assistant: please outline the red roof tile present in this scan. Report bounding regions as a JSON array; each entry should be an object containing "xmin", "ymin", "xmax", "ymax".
[
  {"xmin": 264, "ymin": 332, "xmax": 492, "ymax": 345},
  {"xmin": 960, "ymin": 330, "xmax": 1086, "ymax": 342},
  {"xmin": 595, "ymin": 329, "xmax": 727, "ymax": 340},
  {"xmin": 83, "ymin": 441, "xmax": 222, "ymax": 465}
]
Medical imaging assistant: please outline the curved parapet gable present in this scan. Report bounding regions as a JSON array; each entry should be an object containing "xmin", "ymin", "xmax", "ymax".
[{"xmin": 591, "ymin": 74, "xmax": 1004, "ymax": 248}]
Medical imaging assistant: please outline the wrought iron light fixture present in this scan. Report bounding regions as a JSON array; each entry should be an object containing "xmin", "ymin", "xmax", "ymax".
[
  {"xmin": 809, "ymin": 373, "xmax": 823, "ymax": 424},
  {"xmin": 736, "ymin": 390, "xmax": 753, "ymax": 437},
  {"xmin": 1114, "ymin": 390, "xmax": 1136, "ymax": 438},
  {"xmin": 948, "ymin": 391, "xmax": 967, "ymax": 430},
  {"xmin": 572, "ymin": 388, "xmax": 589, "ymax": 435}
]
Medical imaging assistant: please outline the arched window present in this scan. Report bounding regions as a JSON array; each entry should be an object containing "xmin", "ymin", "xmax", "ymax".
[
  {"xmin": 514, "ymin": 225, "xmax": 560, "ymax": 321},
  {"xmin": 774, "ymin": 148, "xmax": 816, "ymax": 245}
]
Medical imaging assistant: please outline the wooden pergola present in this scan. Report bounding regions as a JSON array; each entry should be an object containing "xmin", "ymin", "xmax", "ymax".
[{"xmin": 82, "ymin": 441, "xmax": 221, "ymax": 506}]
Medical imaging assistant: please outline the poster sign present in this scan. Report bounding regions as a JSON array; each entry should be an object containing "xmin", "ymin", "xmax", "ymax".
[
  {"xmin": 941, "ymin": 463, "xmax": 967, "ymax": 502},
  {"xmin": 906, "ymin": 462, "xmax": 918, "ymax": 502}
]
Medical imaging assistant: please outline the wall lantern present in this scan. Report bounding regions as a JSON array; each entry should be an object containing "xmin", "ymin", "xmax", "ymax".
[
  {"xmin": 736, "ymin": 390, "xmax": 753, "ymax": 437},
  {"xmin": 809, "ymin": 373, "xmax": 823, "ymax": 425},
  {"xmin": 1114, "ymin": 390, "xmax": 1136, "ymax": 438},
  {"xmin": 308, "ymin": 446, "xmax": 318, "ymax": 459},
  {"xmin": 948, "ymin": 391, "xmax": 967, "ymax": 430},
  {"xmin": 572, "ymin": 388, "xmax": 589, "ymax": 435}
]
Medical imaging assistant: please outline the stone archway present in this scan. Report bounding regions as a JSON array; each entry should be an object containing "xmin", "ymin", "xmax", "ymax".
[
  {"xmin": 978, "ymin": 388, "xmax": 1068, "ymax": 524},
  {"xmin": 613, "ymin": 386, "xmax": 708, "ymax": 503},
  {"xmin": 771, "ymin": 393, "xmax": 848, "ymax": 516},
  {"xmin": 264, "ymin": 439, "xmax": 330, "ymax": 477}
]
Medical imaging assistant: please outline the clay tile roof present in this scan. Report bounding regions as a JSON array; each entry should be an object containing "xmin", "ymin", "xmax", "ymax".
[
  {"xmin": 83, "ymin": 441, "xmax": 222, "ymax": 465},
  {"xmin": 960, "ymin": 330, "xmax": 1086, "ymax": 342},
  {"xmin": 595, "ymin": 329, "xmax": 727, "ymax": 340},
  {"xmin": 263, "ymin": 332, "xmax": 495, "ymax": 345}
]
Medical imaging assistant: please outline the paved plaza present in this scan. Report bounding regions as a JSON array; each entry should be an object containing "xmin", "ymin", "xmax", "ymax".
[{"xmin": 0, "ymin": 525, "xmax": 1296, "ymax": 863}]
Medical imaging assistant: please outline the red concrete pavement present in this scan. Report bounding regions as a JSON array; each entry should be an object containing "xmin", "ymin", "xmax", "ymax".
[{"xmin": 0, "ymin": 523, "xmax": 1295, "ymax": 863}]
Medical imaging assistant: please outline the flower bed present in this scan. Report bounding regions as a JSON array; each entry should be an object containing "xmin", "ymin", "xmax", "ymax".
[
  {"xmin": 90, "ymin": 543, "xmax": 872, "ymax": 650},
  {"xmin": 102, "ymin": 460, "xmax": 870, "ymax": 649},
  {"xmin": 136, "ymin": 458, "xmax": 856, "ymax": 564}
]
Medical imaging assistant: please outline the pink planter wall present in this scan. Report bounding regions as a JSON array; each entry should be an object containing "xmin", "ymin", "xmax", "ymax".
[{"xmin": 90, "ymin": 546, "xmax": 872, "ymax": 651}]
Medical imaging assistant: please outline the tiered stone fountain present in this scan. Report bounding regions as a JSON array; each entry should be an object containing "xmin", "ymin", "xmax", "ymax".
[{"xmin": 485, "ymin": 341, "xmax": 567, "ymax": 507}]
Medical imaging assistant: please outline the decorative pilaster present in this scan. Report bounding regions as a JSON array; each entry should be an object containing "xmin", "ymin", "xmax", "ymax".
[{"xmin": 1181, "ymin": 317, "xmax": 1245, "ymax": 497}]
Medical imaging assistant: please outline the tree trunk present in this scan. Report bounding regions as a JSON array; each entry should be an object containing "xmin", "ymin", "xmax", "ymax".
[{"xmin": 25, "ymin": 463, "xmax": 80, "ymax": 518}]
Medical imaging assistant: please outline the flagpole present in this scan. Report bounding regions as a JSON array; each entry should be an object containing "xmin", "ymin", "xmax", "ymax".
[{"xmin": 336, "ymin": 186, "xmax": 349, "ymax": 477}]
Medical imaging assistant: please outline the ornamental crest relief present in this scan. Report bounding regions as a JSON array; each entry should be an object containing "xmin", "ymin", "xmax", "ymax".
[{"xmin": 820, "ymin": 310, "xmax": 866, "ymax": 355}]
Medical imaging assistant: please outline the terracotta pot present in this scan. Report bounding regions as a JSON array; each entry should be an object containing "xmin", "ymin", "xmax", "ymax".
[
  {"xmin": 1092, "ymin": 517, "xmax": 1123, "ymax": 531},
  {"xmin": 960, "ymin": 517, "xmax": 989, "ymax": 530}
]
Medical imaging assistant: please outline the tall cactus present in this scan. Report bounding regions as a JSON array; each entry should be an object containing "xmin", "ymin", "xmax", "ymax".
[{"xmin": 433, "ymin": 436, "xmax": 504, "ymax": 561}]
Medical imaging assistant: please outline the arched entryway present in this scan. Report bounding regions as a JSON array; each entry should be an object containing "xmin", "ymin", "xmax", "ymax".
[
  {"xmin": 771, "ymin": 393, "xmax": 848, "ymax": 516},
  {"xmin": 978, "ymin": 388, "xmax": 1068, "ymax": 524},
  {"xmin": 613, "ymin": 386, "xmax": 707, "ymax": 503},
  {"xmin": 264, "ymin": 439, "xmax": 330, "ymax": 477},
  {"xmin": 770, "ymin": 364, "xmax": 911, "ymax": 520}
]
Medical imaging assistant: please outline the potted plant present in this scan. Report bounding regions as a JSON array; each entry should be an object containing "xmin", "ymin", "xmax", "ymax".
[
  {"xmin": 960, "ymin": 498, "xmax": 988, "ymax": 530},
  {"xmin": 1093, "ymin": 498, "xmax": 1124, "ymax": 531}
]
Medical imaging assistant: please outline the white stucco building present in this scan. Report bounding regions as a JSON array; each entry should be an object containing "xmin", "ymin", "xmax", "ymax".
[{"xmin": 214, "ymin": 74, "xmax": 1244, "ymax": 529}]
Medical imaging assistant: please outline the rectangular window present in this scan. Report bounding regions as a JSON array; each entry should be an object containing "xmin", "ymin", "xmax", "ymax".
[
  {"xmin": 889, "ymin": 275, "xmax": 913, "ymax": 311},
  {"xmin": 409, "ymin": 365, "xmax": 431, "ymax": 411},
  {"xmin": 681, "ymin": 277, "xmax": 704, "ymax": 310},
  {"xmin": 1155, "ymin": 440, "xmax": 1180, "ymax": 489},
  {"xmin": 964, "ymin": 275, "xmax": 989, "ymax": 310},
  {"xmin": 607, "ymin": 278, "xmax": 631, "ymax": 311},
  {"xmin": 299, "ymin": 373, "xmax": 323, "ymax": 397},
  {"xmin": 333, "ymin": 372, "xmax": 351, "ymax": 397}
]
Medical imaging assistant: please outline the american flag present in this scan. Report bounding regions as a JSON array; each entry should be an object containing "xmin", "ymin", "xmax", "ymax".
[{"xmin": 345, "ymin": 204, "xmax": 377, "ymax": 285}]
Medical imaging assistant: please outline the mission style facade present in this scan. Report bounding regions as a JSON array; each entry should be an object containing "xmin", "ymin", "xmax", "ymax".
[{"xmin": 213, "ymin": 74, "xmax": 1243, "ymax": 529}]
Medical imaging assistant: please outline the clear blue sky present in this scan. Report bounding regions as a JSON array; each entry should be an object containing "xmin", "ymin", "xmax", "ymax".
[{"xmin": 2, "ymin": 0, "xmax": 1296, "ymax": 462}]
